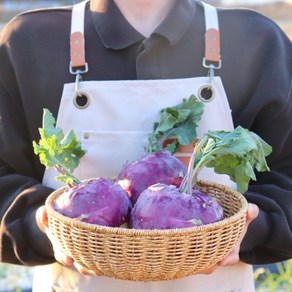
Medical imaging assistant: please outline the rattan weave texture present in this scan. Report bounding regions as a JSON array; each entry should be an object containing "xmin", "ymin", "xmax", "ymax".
[{"xmin": 46, "ymin": 180, "xmax": 248, "ymax": 281}]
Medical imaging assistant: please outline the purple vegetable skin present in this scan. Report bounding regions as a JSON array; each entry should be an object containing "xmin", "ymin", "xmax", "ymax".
[
  {"xmin": 55, "ymin": 178, "xmax": 132, "ymax": 227},
  {"xmin": 131, "ymin": 184, "xmax": 224, "ymax": 229},
  {"xmin": 191, "ymin": 187, "xmax": 224, "ymax": 225},
  {"xmin": 117, "ymin": 151, "xmax": 186, "ymax": 204}
]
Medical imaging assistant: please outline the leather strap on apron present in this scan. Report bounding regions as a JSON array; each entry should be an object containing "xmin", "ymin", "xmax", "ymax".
[
  {"xmin": 202, "ymin": 2, "xmax": 221, "ymax": 64},
  {"xmin": 35, "ymin": 1, "xmax": 255, "ymax": 291},
  {"xmin": 70, "ymin": 0, "xmax": 87, "ymax": 69}
]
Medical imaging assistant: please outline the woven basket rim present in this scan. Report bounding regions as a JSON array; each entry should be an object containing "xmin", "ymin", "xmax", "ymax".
[{"xmin": 45, "ymin": 179, "xmax": 248, "ymax": 236}]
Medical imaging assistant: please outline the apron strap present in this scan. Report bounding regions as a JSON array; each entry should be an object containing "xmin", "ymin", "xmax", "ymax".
[
  {"xmin": 70, "ymin": 0, "xmax": 88, "ymax": 69},
  {"xmin": 70, "ymin": 0, "xmax": 89, "ymax": 95},
  {"xmin": 201, "ymin": 2, "xmax": 222, "ymax": 89},
  {"xmin": 202, "ymin": 2, "xmax": 221, "ymax": 69},
  {"xmin": 69, "ymin": 1, "xmax": 221, "ymax": 78}
]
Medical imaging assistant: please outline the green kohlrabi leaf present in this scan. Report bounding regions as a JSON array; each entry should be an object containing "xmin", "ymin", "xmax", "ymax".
[
  {"xmin": 32, "ymin": 109, "xmax": 86, "ymax": 185},
  {"xmin": 188, "ymin": 126, "xmax": 272, "ymax": 193},
  {"xmin": 146, "ymin": 94, "xmax": 204, "ymax": 154}
]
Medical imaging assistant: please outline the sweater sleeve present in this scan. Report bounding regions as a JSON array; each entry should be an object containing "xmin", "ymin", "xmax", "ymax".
[
  {"xmin": 0, "ymin": 19, "xmax": 55, "ymax": 265},
  {"xmin": 0, "ymin": 175, "xmax": 55, "ymax": 265},
  {"xmin": 234, "ymin": 13, "xmax": 292, "ymax": 264}
]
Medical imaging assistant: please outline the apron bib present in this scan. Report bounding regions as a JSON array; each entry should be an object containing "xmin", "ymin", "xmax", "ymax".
[{"xmin": 33, "ymin": 1, "xmax": 255, "ymax": 291}]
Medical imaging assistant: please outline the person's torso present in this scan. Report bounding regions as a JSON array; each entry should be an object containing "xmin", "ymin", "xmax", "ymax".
[{"xmin": 34, "ymin": 1, "xmax": 255, "ymax": 291}]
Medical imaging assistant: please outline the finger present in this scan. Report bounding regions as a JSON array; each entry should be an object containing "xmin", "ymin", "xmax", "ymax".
[
  {"xmin": 246, "ymin": 203, "xmax": 259, "ymax": 225},
  {"xmin": 52, "ymin": 243, "xmax": 74, "ymax": 266},
  {"xmin": 218, "ymin": 203, "xmax": 259, "ymax": 267},
  {"xmin": 200, "ymin": 265, "xmax": 217, "ymax": 275},
  {"xmin": 54, "ymin": 252, "xmax": 74, "ymax": 266},
  {"xmin": 35, "ymin": 206, "xmax": 76, "ymax": 267},
  {"xmin": 218, "ymin": 248, "xmax": 240, "ymax": 266},
  {"xmin": 35, "ymin": 206, "xmax": 48, "ymax": 232},
  {"xmin": 74, "ymin": 262, "xmax": 102, "ymax": 276},
  {"xmin": 240, "ymin": 203, "xmax": 259, "ymax": 240},
  {"xmin": 49, "ymin": 237, "xmax": 74, "ymax": 266}
]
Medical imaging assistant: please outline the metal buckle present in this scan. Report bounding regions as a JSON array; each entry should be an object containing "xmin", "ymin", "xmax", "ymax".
[
  {"xmin": 202, "ymin": 58, "xmax": 222, "ymax": 70},
  {"xmin": 202, "ymin": 58, "xmax": 221, "ymax": 89},
  {"xmin": 69, "ymin": 62, "xmax": 89, "ymax": 96}
]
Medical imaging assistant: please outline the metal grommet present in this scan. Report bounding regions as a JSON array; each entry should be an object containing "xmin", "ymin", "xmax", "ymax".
[
  {"xmin": 198, "ymin": 85, "xmax": 215, "ymax": 102},
  {"xmin": 83, "ymin": 132, "xmax": 90, "ymax": 139},
  {"xmin": 73, "ymin": 92, "xmax": 90, "ymax": 109}
]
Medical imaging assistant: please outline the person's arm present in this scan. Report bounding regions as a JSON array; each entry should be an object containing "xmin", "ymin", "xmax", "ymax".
[
  {"xmin": 0, "ymin": 19, "xmax": 55, "ymax": 266},
  {"xmin": 228, "ymin": 12, "xmax": 292, "ymax": 264},
  {"xmin": 0, "ymin": 173, "xmax": 55, "ymax": 265}
]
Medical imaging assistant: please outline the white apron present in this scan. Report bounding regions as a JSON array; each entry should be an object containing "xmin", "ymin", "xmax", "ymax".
[{"xmin": 33, "ymin": 1, "xmax": 255, "ymax": 291}]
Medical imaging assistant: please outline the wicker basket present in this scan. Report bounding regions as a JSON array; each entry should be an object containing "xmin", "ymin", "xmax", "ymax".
[{"xmin": 45, "ymin": 180, "xmax": 248, "ymax": 281}]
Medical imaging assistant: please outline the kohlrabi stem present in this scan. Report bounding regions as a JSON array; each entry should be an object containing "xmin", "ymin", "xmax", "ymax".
[
  {"xmin": 179, "ymin": 136, "xmax": 208, "ymax": 195},
  {"xmin": 156, "ymin": 128, "xmax": 178, "ymax": 151},
  {"xmin": 55, "ymin": 164, "xmax": 81, "ymax": 186},
  {"xmin": 183, "ymin": 138, "xmax": 233, "ymax": 195}
]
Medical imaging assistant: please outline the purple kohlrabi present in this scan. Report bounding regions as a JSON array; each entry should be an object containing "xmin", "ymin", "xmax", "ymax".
[
  {"xmin": 191, "ymin": 187, "xmax": 224, "ymax": 225},
  {"xmin": 54, "ymin": 178, "xmax": 132, "ymax": 227},
  {"xmin": 117, "ymin": 151, "xmax": 186, "ymax": 204},
  {"xmin": 131, "ymin": 183, "xmax": 224, "ymax": 230}
]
